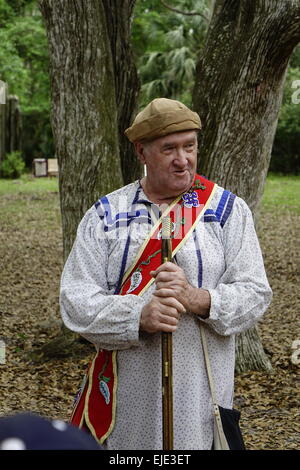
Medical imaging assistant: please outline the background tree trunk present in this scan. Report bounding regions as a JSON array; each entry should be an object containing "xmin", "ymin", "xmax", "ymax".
[
  {"xmin": 39, "ymin": 0, "xmax": 123, "ymax": 260},
  {"xmin": 193, "ymin": 0, "xmax": 300, "ymax": 214},
  {"xmin": 102, "ymin": 0, "xmax": 141, "ymax": 185},
  {"xmin": 39, "ymin": 0, "xmax": 139, "ymax": 358},
  {"xmin": 6, "ymin": 95, "xmax": 22, "ymax": 154},
  {"xmin": 193, "ymin": 0, "xmax": 300, "ymax": 372},
  {"xmin": 40, "ymin": 0, "xmax": 139, "ymax": 260},
  {"xmin": 0, "ymin": 87, "xmax": 22, "ymax": 163}
]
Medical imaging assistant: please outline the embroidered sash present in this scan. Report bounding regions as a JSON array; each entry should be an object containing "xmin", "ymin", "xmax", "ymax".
[{"xmin": 70, "ymin": 175, "xmax": 217, "ymax": 444}]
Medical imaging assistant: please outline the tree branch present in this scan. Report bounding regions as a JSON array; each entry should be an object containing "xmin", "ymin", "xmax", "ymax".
[{"xmin": 159, "ymin": 0, "xmax": 210, "ymax": 22}]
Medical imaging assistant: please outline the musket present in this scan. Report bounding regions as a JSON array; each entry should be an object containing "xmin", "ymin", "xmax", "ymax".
[{"xmin": 161, "ymin": 216, "xmax": 174, "ymax": 450}]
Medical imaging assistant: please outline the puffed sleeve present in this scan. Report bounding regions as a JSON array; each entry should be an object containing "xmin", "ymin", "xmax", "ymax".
[
  {"xmin": 59, "ymin": 207, "xmax": 146, "ymax": 350},
  {"xmin": 204, "ymin": 196, "xmax": 272, "ymax": 336}
]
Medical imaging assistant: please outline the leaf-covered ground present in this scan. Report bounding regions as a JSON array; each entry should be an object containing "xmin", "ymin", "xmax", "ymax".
[{"xmin": 0, "ymin": 176, "xmax": 299, "ymax": 450}]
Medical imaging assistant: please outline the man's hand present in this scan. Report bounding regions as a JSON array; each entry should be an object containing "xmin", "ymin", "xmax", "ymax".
[
  {"xmin": 150, "ymin": 262, "xmax": 211, "ymax": 319},
  {"xmin": 140, "ymin": 294, "xmax": 186, "ymax": 334}
]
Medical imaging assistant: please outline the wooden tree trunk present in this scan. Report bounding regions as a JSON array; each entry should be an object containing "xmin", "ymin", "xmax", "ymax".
[
  {"xmin": 40, "ymin": 0, "xmax": 139, "ymax": 260},
  {"xmin": 0, "ymin": 89, "xmax": 22, "ymax": 164},
  {"xmin": 39, "ymin": 0, "xmax": 123, "ymax": 260},
  {"xmin": 38, "ymin": 0, "xmax": 139, "ymax": 358},
  {"xmin": 193, "ymin": 0, "xmax": 300, "ymax": 372},
  {"xmin": 102, "ymin": 0, "xmax": 141, "ymax": 185},
  {"xmin": 0, "ymin": 104, "xmax": 6, "ymax": 165},
  {"xmin": 7, "ymin": 95, "xmax": 22, "ymax": 154}
]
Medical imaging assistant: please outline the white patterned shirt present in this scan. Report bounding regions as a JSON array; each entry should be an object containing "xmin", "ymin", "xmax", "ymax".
[{"xmin": 60, "ymin": 180, "xmax": 272, "ymax": 450}]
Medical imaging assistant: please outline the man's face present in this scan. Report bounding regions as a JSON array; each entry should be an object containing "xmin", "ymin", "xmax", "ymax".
[{"xmin": 136, "ymin": 130, "xmax": 198, "ymax": 198}]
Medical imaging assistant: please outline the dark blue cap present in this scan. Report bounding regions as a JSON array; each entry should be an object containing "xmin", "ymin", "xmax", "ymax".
[{"xmin": 0, "ymin": 413, "xmax": 103, "ymax": 450}]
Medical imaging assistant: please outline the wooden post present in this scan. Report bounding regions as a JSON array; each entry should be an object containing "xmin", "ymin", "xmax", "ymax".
[
  {"xmin": 0, "ymin": 88, "xmax": 22, "ymax": 166},
  {"xmin": 0, "ymin": 81, "xmax": 8, "ymax": 164},
  {"xmin": 7, "ymin": 95, "xmax": 22, "ymax": 154}
]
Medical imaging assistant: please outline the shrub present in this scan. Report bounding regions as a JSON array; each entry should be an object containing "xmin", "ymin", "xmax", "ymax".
[{"xmin": 0, "ymin": 151, "xmax": 25, "ymax": 179}]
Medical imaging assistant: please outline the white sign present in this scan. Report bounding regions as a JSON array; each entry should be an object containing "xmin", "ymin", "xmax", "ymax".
[{"xmin": 0, "ymin": 80, "xmax": 7, "ymax": 104}]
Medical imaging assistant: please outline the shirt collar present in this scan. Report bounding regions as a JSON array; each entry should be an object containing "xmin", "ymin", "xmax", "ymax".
[{"xmin": 131, "ymin": 180, "xmax": 153, "ymax": 206}]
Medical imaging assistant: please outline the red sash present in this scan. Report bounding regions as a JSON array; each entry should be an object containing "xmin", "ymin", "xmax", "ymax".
[{"xmin": 70, "ymin": 175, "xmax": 217, "ymax": 444}]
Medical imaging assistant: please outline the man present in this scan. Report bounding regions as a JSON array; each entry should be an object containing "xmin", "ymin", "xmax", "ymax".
[{"xmin": 60, "ymin": 98, "xmax": 272, "ymax": 450}]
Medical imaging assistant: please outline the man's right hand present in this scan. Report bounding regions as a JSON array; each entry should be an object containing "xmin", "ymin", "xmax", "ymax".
[{"xmin": 139, "ymin": 295, "xmax": 185, "ymax": 334}]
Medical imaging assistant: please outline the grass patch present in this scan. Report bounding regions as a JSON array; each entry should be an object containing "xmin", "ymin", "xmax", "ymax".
[
  {"xmin": 261, "ymin": 174, "xmax": 300, "ymax": 214},
  {"xmin": 0, "ymin": 173, "xmax": 299, "ymax": 216},
  {"xmin": 0, "ymin": 174, "xmax": 59, "ymax": 195},
  {"xmin": 0, "ymin": 175, "xmax": 60, "ymax": 230}
]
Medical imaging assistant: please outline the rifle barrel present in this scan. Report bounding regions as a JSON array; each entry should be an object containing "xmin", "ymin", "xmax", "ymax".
[{"xmin": 161, "ymin": 217, "xmax": 174, "ymax": 450}]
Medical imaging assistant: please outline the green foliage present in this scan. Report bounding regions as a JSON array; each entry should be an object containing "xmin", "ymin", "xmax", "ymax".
[
  {"xmin": 0, "ymin": 151, "xmax": 25, "ymax": 178},
  {"xmin": 0, "ymin": 0, "xmax": 14, "ymax": 26},
  {"xmin": 132, "ymin": 0, "xmax": 210, "ymax": 108},
  {"xmin": 0, "ymin": 0, "xmax": 298, "ymax": 175},
  {"xmin": 133, "ymin": 1, "xmax": 299, "ymax": 174},
  {"xmin": 0, "ymin": 173, "xmax": 58, "ymax": 195},
  {"xmin": 1, "ymin": 0, "xmax": 29, "ymax": 17},
  {"xmin": 261, "ymin": 174, "xmax": 300, "ymax": 215},
  {"xmin": 0, "ymin": 1, "xmax": 50, "ymax": 113},
  {"xmin": 271, "ymin": 48, "xmax": 300, "ymax": 174},
  {"xmin": 0, "ymin": 0, "xmax": 53, "ymax": 165}
]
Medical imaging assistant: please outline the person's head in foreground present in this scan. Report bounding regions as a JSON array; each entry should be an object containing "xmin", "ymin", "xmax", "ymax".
[{"xmin": 0, "ymin": 413, "xmax": 102, "ymax": 450}]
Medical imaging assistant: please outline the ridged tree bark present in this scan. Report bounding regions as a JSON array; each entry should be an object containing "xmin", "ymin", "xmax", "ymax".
[
  {"xmin": 193, "ymin": 0, "xmax": 300, "ymax": 372},
  {"xmin": 102, "ymin": 0, "xmax": 141, "ymax": 185},
  {"xmin": 39, "ymin": 0, "xmax": 139, "ymax": 260},
  {"xmin": 38, "ymin": 0, "xmax": 139, "ymax": 358}
]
